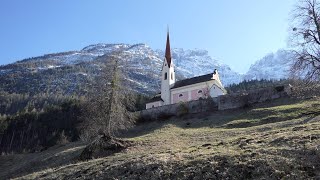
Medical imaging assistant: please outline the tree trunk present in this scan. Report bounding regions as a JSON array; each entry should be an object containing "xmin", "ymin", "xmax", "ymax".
[{"xmin": 9, "ymin": 131, "xmax": 15, "ymax": 152}]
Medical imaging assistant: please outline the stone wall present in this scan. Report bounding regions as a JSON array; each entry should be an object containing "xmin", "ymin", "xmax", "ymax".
[
  {"xmin": 140, "ymin": 98, "xmax": 218, "ymax": 121},
  {"xmin": 140, "ymin": 85, "xmax": 292, "ymax": 120},
  {"xmin": 218, "ymin": 85, "xmax": 292, "ymax": 110},
  {"xmin": 217, "ymin": 93, "xmax": 249, "ymax": 111}
]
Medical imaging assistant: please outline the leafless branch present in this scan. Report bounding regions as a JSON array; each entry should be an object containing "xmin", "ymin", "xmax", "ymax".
[{"xmin": 289, "ymin": 0, "xmax": 320, "ymax": 81}]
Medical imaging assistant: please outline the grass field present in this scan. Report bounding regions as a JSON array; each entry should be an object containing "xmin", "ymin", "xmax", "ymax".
[{"xmin": 1, "ymin": 97, "xmax": 320, "ymax": 179}]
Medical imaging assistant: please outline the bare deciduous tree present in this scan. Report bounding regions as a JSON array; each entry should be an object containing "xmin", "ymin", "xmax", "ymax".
[
  {"xmin": 80, "ymin": 51, "xmax": 136, "ymax": 141},
  {"xmin": 289, "ymin": 0, "xmax": 320, "ymax": 81}
]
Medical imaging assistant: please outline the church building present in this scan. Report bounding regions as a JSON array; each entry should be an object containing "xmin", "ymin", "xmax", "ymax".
[{"xmin": 146, "ymin": 31, "xmax": 226, "ymax": 109}]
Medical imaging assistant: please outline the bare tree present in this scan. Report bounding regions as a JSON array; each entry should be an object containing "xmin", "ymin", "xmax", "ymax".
[
  {"xmin": 80, "ymin": 50, "xmax": 136, "ymax": 141},
  {"xmin": 289, "ymin": 0, "xmax": 320, "ymax": 81}
]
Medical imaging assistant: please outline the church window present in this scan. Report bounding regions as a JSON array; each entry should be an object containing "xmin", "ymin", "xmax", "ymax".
[
  {"xmin": 179, "ymin": 94, "xmax": 183, "ymax": 97},
  {"xmin": 164, "ymin": 73, "xmax": 167, "ymax": 80},
  {"xmin": 171, "ymin": 73, "xmax": 173, "ymax": 80},
  {"xmin": 198, "ymin": 90, "xmax": 203, "ymax": 94}
]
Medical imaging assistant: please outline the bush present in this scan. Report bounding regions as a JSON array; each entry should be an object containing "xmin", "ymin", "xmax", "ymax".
[
  {"xmin": 56, "ymin": 130, "xmax": 69, "ymax": 145},
  {"xmin": 177, "ymin": 102, "xmax": 189, "ymax": 117}
]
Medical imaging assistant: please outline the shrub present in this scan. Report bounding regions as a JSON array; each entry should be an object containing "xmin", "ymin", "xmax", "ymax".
[
  {"xmin": 56, "ymin": 130, "xmax": 69, "ymax": 145},
  {"xmin": 177, "ymin": 102, "xmax": 189, "ymax": 117}
]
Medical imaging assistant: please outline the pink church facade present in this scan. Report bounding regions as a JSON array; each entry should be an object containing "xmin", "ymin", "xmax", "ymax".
[
  {"xmin": 171, "ymin": 86, "xmax": 208, "ymax": 104},
  {"xmin": 146, "ymin": 31, "xmax": 226, "ymax": 109}
]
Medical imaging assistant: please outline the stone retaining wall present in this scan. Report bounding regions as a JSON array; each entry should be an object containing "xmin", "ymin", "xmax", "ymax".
[
  {"xmin": 140, "ymin": 85, "xmax": 292, "ymax": 120},
  {"xmin": 140, "ymin": 98, "xmax": 218, "ymax": 120}
]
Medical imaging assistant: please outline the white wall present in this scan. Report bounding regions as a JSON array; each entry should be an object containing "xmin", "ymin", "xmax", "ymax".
[
  {"xmin": 146, "ymin": 101, "xmax": 163, "ymax": 109},
  {"xmin": 161, "ymin": 59, "xmax": 175, "ymax": 105},
  {"xmin": 209, "ymin": 84, "xmax": 224, "ymax": 97}
]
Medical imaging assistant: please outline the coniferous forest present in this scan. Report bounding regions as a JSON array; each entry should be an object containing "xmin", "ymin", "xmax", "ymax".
[{"xmin": 0, "ymin": 76, "xmax": 298, "ymax": 154}]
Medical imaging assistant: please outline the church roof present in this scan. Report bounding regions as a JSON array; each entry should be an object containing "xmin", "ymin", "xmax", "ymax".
[
  {"xmin": 165, "ymin": 30, "xmax": 172, "ymax": 67},
  {"xmin": 171, "ymin": 73, "xmax": 215, "ymax": 89}
]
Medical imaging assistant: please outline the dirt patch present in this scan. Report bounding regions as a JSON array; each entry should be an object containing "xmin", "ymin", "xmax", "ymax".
[{"xmin": 79, "ymin": 135, "xmax": 133, "ymax": 160}]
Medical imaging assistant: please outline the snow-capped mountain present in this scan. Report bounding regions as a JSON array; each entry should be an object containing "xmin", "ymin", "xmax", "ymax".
[
  {"xmin": 156, "ymin": 48, "xmax": 242, "ymax": 86},
  {"xmin": 244, "ymin": 50, "xmax": 295, "ymax": 81},
  {"xmin": 0, "ymin": 43, "xmax": 241, "ymax": 96},
  {"xmin": 0, "ymin": 43, "xmax": 297, "ymax": 97}
]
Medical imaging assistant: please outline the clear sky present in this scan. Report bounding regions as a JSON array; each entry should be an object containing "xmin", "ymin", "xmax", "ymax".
[{"xmin": 0, "ymin": 0, "xmax": 296, "ymax": 73}]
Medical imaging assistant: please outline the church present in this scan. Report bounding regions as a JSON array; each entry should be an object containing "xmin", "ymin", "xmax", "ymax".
[{"xmin": 146, "ymin": 31, "xmax": 227, "ymax": 109}]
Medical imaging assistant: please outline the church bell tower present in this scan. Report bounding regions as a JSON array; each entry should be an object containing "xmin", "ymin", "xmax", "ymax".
[{"xmin": 161, "ymin": 30, "xmax": 175, "ymax": 105}]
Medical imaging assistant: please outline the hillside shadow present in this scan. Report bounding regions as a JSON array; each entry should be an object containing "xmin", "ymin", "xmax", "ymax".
[{"xmin": 0, "ymin": 142, "xmax": 86, "ymax": 180}]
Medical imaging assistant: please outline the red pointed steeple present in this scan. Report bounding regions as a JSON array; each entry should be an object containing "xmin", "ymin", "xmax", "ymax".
[{"xmin": 165, "ymin": 29, "xmax": 172, "ymax": 67}]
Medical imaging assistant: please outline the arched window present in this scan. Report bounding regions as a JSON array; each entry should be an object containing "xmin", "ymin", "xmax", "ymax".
[
  {"xmin": 164, "ymin": 72, "xmax": 167, "ymax": 80},
  {"xmin": 152, "ymin": 105, "xmax": 155, "ymax": 108},
  {"xmin": 179, "ymin": 94, "xmax": 183, "ymax": 97},
  {"xmin": 171, "ymin": 73, "xmax": 173, "ymax": 80},
  {"xmin": 198, "ymin": 90, "xmax": 203, "ymax": 94}
]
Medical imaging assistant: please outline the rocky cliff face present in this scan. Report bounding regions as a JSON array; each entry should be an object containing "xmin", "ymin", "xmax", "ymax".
[
  {"xmin": 0, "ymin": 43, "xmax": 297, "ymax": 96},
  {"xmin": 0, "ymin": 43, "xmax": 241, "ymax": 96},
  {"xmin": 156, "ymin": 48, "xmax": 242, "ymax": 86},
  {"xmin": 244, "ymin": 50, "xmax": 295, "ymax": 81}
]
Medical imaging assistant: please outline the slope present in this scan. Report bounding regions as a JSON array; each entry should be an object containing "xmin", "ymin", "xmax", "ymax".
[{"xmin": 1, "ymin": 97, "xmax": 319, "ymax": 179}]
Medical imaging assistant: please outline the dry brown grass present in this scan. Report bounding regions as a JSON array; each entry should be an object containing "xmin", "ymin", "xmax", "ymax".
[
  {"xmin": 1, "ymin": 97, "xmax": 320, "ymax": 179},
  {"xmin": 0, "ymin": 142, "xmax": 86, "ymax": 179}
]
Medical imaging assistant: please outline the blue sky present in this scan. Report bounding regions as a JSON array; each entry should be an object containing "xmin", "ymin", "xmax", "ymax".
[{"xmin": 0, "ymin": 0, "xmax": 296, "ymax": 73}]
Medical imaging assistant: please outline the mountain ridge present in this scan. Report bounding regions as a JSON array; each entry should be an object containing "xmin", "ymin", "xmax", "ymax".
[{"xmin": 0, "ymin": 43, "xmax": 294, "ymax": 96}]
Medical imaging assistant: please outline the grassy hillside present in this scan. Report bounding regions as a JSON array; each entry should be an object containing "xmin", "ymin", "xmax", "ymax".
[{"xmin": 1, "ymin": 97, "xmax": 320, "ymax": 179}]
